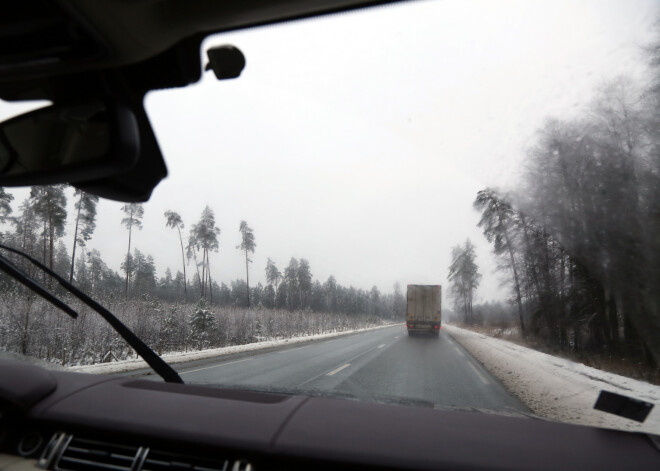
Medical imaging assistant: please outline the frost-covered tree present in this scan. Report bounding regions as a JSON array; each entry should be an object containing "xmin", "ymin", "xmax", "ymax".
[
  {"xmin": 297, "ymin": 258, "xmax": 312, "ymax": 309},
  {"xmin": 284, "ymin": 258, "xmax": 299, "ymax": 310},
  {"xmin": 29, "ymin": 185, "xmax": 67, "ymax": 276},
  {"xmin": 474, "ymin": 189, "xmax": 525, "ymax": 332},
  {"xmin": 189, "ymin": 300, "xmax": 215, "ymax": 349},
  {"xmin": 447, "ymin": 239, "xmax": 481, "ymax": 323},
  {"xmin": 0, "ymin": 188, "xmax": 14, "ymax": 224},
  {"xmin": 188, "ymin": 206, "xmax": 220, "ymax": 300}
]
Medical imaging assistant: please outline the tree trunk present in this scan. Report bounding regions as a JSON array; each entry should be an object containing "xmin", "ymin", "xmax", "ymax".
[
  {"xmin": 190, "ymin": 246, "xmax": 203, "ymax": 296},
  {"xmin": 177, "ymin": 227, "xmax": 187, "ymax": 301},
  {"xmin": 245, "ymin": 249, "xmax": 250, "ymax": 308},
  {"xmin": 21, "ymin": 298, "xmax": 33, "ymax": 355},
  {"xmin": 70, "ymin": 193, "xmax": 83, "ymax": 282},
  {"xmin": 42, "ymin": 220, "xmax": 47, "ymax": 284},
  {"xmin": 125, "ymin": 217, "xmax": 132, "ymax": 298},
  {"xmin": 206, "ymin": 250, "xmax": 213, "ymax": 303},
  {"xmin": 499, "ymin": 213, "xmax": 525, "ymax": 333},
  {"xmin": 201, "ymin": 248, "xmax": 206, "ymax": 298}
]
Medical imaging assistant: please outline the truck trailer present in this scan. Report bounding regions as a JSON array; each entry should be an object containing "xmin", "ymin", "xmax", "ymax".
[{"xmin": 406, "ymin": 284, "xmax": 442, "ymax": 336}]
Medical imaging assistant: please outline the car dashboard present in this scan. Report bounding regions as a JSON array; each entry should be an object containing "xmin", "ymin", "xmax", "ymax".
[{"xmin": 1, "ymin": 360, "xmax": 659, "ymax": 471}]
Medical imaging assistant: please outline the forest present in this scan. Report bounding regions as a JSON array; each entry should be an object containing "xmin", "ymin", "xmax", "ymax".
[
  {"xmin": 0, "ymin": 194, "xmax": 404, "ymax": 366},
  {"xmin": 463, "ymin": 35, "xmax": 660, "ymax": 375}
]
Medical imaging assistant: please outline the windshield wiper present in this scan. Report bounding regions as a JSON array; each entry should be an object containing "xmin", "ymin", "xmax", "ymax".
[{"xmin": 0, "ymin": 243, "xmax": 183, "ymax": 383}]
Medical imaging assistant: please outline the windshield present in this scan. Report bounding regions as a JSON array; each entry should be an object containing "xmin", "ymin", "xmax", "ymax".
[{"xmin": 1, "ymin": 0, "xmax": 659, "ymax": 435}]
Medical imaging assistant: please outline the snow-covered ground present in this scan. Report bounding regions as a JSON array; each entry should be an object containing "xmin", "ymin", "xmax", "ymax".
[
  {"xmin": 70, "ymin": 323, "xmax": 402, "ymax": 375},
  {"xmin": 445, "ymin": 324, "xmax": 660, "ymax": 434}
]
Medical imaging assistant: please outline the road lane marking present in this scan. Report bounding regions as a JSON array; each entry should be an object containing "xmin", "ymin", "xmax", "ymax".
[
  {"xmin": 453, "ymin": 346, "xmax": 465, "ymax": 357},
  {"xmin": 298, "ymin": 344, "xmax": 383, "ymax": 386},
  {"xmin": 468, "ymin": 362, "xmax": 491, "ymax": 384},
  {"xmin": 377, "ymin": 344, "xmax": 385, "ymax": 349},
  {"xmin": 326, "ymin": 363, "xmax": 351, "ymax": 376},
  {"xmin": 181, "ymin": 357, "xmax": 252, "ymax": 374},
  {"xmin": 394, "ymin": 335, "xmax": 400, "ymax": 339}
]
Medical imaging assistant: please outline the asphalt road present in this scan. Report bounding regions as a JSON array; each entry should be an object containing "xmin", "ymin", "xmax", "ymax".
[{"xmin": 165, "ymin": 325, "xmax": 528, "ymax": 414}]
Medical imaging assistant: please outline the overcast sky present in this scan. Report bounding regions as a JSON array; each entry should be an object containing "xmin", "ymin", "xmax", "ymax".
[{"xmin": 1, "ymin": 0, "xmax": 658, "ymax": 303}]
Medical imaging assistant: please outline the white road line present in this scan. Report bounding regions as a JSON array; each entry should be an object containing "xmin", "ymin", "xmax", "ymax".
[
  {"xmin": 377, "ymin": 344, "xmax": 386, "ymax": 349},
  {"xmin": 326, "ymin": 363, "xmax": 351, "ymax": 376},
  {"xmin": 394, "ymin": 335, "xmax": 400, "ymax": 339},
  {"xmin": 468, "ymin": 362, "xmax": 491, "ymax": 384},
  {"xmin": 181, "ymin": 357, "xmax": 252, "ymax": 374},
  {"xmin": 453, "ymin": 346, "xmax": 465, "ymax": 357},
  {"xmin": 299, "ymin": 344, "xmax": 382, "ymax": 386}
]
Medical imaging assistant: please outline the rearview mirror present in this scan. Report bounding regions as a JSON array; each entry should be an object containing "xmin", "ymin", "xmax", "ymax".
[{"xmin": 0, "ymin": 101, "xmax": 139, "ymax": 186}]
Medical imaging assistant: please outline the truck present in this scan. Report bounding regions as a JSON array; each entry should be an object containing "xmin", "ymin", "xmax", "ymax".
[{"xmin": 406, "ymin": 284, "xmax": 442, "ymax": 337}]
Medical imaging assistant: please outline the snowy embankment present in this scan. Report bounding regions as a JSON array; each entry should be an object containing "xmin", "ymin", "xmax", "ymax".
[
  {"xmin": 70, "ymin": 323, "xmax": 402, "ymax": 375},
  {"xmin": 445, "ymin": 324, "xmax": 660, "ymax": 434}
]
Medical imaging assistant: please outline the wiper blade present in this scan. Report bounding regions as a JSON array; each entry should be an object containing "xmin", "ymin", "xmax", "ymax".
[
  {"xmin": 0, "ymin": 251, "xmax": 78, "ymax": 319},
  {"xmin": 0, "ymin": 243, "xmax": 183, "ymax": 384}
]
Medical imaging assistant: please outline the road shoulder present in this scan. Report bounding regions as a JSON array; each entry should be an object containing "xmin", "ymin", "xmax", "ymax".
[{"xmin": 444, "ymin": 324, "xmax": 660, "ymax": 434}]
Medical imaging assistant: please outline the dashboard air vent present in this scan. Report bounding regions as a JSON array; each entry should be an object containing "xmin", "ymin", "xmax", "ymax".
[
  {"xmin": 141, "ymin": 450, "xmax": 229, "ymax": 471},
  {"xmin": 55, "ymin": 437, "xmax": 144, "ymax": 471}
]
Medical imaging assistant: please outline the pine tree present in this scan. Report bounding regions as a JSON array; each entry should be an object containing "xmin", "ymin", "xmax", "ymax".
[
  {"xmin": 237, "ymin": 221, "xmax": 256, "ymax": 307},
  {"xmin": 120, "ymin": 203, "xmax": 144, "ymax": 297},
  {"xmin": 164, "ymin": 210, "xmax": 187, "ymax": 301},
  {"xmin": 188, "ymin": 206, "xmax": 220, "ymax": 300},
  {"xmin": 70, "ymin": 190, "xmax": 99, "ymax": 282},
  {"xmin": 29, "ymin": 185, "xmax": 67, "ymax": 277},
  {"xmin": 0, "ymin": 188, "xmax": 14, "ymax": 224},
  {"xmin": 189, "ymin": 300, "xmax": 216, "ymax": 350}
]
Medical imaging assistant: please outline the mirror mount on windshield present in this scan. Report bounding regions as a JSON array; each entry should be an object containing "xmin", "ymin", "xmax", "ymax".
[
  {"xmin": 0, "ymin": 101, "xmax": 139, "ymax": 187},
  {"xmin": 205, "ymin": 45, "xmax": 246, "ymax": 80}
]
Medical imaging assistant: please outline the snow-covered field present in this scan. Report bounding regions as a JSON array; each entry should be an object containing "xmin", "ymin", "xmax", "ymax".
[
  {"xmin": 445, "ymin": 324, "xmax": 660, "ymax": 434},
  {"xmin": 70, "ymin": 323, "xmax": 402, "ymax": 375}
]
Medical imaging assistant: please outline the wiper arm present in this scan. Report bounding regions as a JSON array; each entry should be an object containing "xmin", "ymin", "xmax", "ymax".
[{"xmin": 0, "ymin": 244, "xmax": 183, "ymax": 384}]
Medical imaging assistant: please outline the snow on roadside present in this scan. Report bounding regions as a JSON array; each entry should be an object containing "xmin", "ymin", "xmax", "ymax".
[
  {"xmin": 445, "ymin": 324, "xmax": 660, "ymax": 434},
  {"xmin": 69, "ymin": 323, "xmax": 403, "ymax": 375}
]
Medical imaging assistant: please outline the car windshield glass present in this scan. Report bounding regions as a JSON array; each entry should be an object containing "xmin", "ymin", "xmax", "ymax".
[{"xmin": 1, "ymin": 0, "xmax": 659, "ymax": 435}]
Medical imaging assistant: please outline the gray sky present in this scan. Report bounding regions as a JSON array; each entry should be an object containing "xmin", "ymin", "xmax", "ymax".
[{"xmin": 2, "ymin": 0, "xmax": 658, "ymax": 302}]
